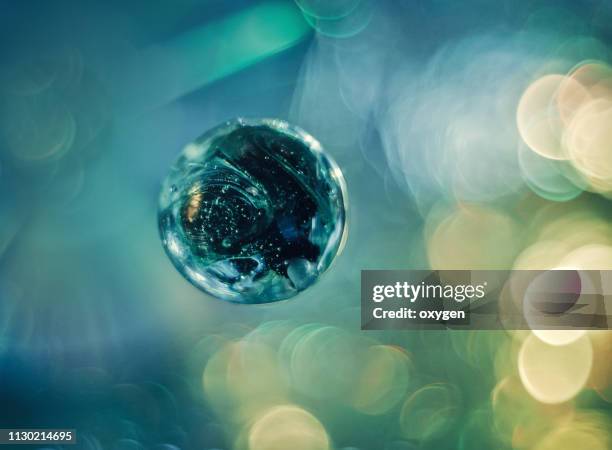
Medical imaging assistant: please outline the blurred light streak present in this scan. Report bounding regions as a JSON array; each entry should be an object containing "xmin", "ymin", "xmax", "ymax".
[
  {"xmin": 113, "ymin": 1, "xmax": 311, "ymax": 115},
  {"xmin": 290, "ymin": 37, "xmax": 366, "ymax": 157},
  {"xmin": 0, "ymin": 200, "xmax": 21, "ymax": 260}
]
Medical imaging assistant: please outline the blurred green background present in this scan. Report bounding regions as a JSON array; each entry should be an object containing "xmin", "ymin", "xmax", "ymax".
[{"xmin": 0, "ymin": 1, "xmax": 611, "ymax": 449}]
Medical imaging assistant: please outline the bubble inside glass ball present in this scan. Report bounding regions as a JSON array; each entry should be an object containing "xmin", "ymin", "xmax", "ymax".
[{"xmin": 158, "ymin": 118, "xmax": 348, "ymax": 304}]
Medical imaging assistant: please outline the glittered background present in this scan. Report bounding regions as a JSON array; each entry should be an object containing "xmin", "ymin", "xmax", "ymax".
[{"xmin": 0, "ymin": 1, "xmax": 611, "ymax": 449}]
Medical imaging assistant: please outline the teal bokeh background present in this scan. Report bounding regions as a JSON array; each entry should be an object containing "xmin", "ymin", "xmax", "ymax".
[{"xmin": 1, "ymin": 1, "xmax": 611, "ymax": 450}]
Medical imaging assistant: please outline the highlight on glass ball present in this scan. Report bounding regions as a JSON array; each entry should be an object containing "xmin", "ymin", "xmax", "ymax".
[{"xmin": 158, "ymin": 118, "xmax": 348, "ymax": 304}]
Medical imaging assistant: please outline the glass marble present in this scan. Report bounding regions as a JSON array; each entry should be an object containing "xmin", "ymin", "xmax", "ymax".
[{"xmin": 158, "ymin": 118, "xmax": 347, "ymax": 304}]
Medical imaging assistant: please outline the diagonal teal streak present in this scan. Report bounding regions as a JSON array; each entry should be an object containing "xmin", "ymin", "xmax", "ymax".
[{"xmin": 114, "ymin": 1, "xmax": 311, "ymax": 115}]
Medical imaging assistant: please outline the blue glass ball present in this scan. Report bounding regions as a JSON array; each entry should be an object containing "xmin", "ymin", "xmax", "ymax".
[{"xmin": 158, "ymin": 118, "xmax": 348, "ymax": 304}]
